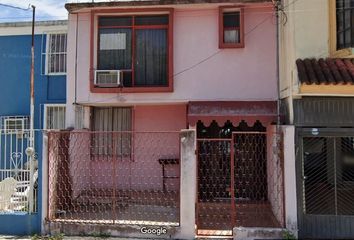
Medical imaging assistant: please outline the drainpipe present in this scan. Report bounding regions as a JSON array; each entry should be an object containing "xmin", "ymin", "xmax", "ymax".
[
  {"xmin": 29, "ymin": 4, "xmax": 36, "ymax": 215},
  {"xmin": 74, "ymin": 13, "xmax": 79, "ymax": 105},
  {"xmin": 274, "ymin": 0, "xmax": 281, "ymax": 130}
]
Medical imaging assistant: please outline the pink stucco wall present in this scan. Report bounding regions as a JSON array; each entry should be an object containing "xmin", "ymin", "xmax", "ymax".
[
  {"xmin": 66, "ymin": 3, "xmax": 277, "ymax": 127},
  {"xmin": 69, "ymin": 105, "xmax": 185, "ymax": 194},
  {"xmin": 134, "ymin": 105, "xmax": 187, "ymax": 131}
]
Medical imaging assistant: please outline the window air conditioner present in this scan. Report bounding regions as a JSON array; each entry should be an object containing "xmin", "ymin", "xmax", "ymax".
[{"xmin": 94, "ymin": 70, "xmax": 122, "ymax": 87}]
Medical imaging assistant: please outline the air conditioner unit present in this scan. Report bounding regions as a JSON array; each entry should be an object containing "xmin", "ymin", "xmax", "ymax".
[{"xmin": 94, "ymin": 70, "xmax": 122, "ymax": 87}]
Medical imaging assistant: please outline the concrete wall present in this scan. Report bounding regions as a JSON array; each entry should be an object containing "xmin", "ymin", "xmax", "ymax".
[
  {"xmin": 266, "ymin": 125, "xmax": 284, "ymax": 227},
  {"xmin": 282, "ymin": 125, "xmax": 298, "ymax": 237},
  {"xmin": 66, "ymin": 3, "xmax": 277, "ymax": 127},
  {"xmin": 279, "ymin": 0, "xmax": 330, "ymax": 99}
]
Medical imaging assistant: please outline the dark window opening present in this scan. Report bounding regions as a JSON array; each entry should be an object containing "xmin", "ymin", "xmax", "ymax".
[
  {"xmin": 219, "ymin": 7, "xmax": 244, "ymax": 48},
  {"xmin": 336, "ymin": 0, "xmax": 354, "ymax": 49},
  {"xmin": 97, "ymin": 15, "xmax": 169, "ymax": 88}
]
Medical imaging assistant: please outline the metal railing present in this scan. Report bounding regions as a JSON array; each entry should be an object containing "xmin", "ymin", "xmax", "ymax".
[
  {"xmin": 0, "ymin": 129, "xmax": 39, "ymax": 213},
  {"xmin": 47, "ymin": 130, "xmax": 181, "ymax": 226}
]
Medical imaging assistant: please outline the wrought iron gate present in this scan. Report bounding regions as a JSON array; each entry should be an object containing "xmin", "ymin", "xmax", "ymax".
[
  {"xmin": 197, "ymin": 131, "xmax": 281, "ymax": 235},
  {"xmin": 0, "ymin": 129, "xmax": 39, "ymax": 213},
  {"xmin": 298, "ymin": 128, "xmax": 354, "ymax": 239}
]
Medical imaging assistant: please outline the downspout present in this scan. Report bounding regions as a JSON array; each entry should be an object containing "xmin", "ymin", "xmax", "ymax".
[
  {"xmin": 74, "ymin": 13, "xmax": 79, "ymax": 105},
  {"xmin": 274, "ymin": 0, "xmax": 281, "ymax": 130}
]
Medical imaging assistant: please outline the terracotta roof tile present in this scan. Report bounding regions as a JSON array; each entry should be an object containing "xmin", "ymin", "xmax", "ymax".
[{"xmin": 296, "ymin": 58, "xmax": 354, "ymax": 85}]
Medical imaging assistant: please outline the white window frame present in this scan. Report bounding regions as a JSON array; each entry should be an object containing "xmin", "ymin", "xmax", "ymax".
[
  {"xmin": 43, "ymin": 104, "xmax": 66, "ymax": 130},
  {"xmin": 45, "ymin": 31, "xmax": 67, "ymax": 76},
  {"xmin": 3, "ymin": 117, "xmax": 27, "ymax": 134}
]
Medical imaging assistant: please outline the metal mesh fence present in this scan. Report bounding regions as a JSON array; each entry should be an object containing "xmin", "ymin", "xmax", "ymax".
[
  {"xmin": 47, "ymin": 131, "xmax": 180, "ymax": 226},
  {"xmin": 196, "ymin": 130, "xmax": 285, "ymax": 235}
]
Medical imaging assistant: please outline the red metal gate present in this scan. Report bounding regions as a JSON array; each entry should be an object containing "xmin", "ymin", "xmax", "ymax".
[{"xmin": 196, "ymin": 131, "xmax": 283, "ymax": 236}]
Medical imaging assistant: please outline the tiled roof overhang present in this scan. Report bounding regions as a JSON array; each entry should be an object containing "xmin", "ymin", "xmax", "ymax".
[
  {"xmin": 65, "ymin": 0, "xmax": 272, "ymax": 12},
  {"xmin": 296, "ymin": 58, "xmax": 354, "ymax": 85},
  {"xmin": 188, "ymin": 101, "xmax": 278, "ymax": 126}
]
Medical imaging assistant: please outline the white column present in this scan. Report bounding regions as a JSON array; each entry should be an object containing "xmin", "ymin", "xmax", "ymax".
[
  {"xmin": 283, "ymin": 125, "xmax": 298, "ymax": 237},
  {"xmin": 41, "ymin": 132, "xmax": 48, "ymax": 235},
  {"xmin": 176, "ymin": 129, "xmax": 196, "ymax": 240}
]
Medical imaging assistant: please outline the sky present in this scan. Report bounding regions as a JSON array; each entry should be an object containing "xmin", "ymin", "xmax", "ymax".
[{"xmin": 0, "ymin": 1, "xmax": 111, "ymax": 22}]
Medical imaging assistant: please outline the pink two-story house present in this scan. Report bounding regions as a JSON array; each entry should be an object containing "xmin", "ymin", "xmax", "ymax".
[{"xmin": 46, "ymin": 0, "xmax": 285, "ymax": 239}]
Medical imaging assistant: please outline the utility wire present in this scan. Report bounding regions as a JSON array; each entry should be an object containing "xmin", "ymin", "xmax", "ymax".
[
  {"xmin": 173, "ymin": 13, "xmax": 273, "ymax": 77},
  {"xmin": 0, "ymin": 3, "xmax": 31, "ymax": 11}
]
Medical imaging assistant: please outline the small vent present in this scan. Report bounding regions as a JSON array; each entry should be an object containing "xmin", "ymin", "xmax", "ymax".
[{"xmin": 94, "ymin": 70, "xmax": 122, "ymax": 87}]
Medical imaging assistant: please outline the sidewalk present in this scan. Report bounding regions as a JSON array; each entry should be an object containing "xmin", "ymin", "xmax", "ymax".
[{"xmin": 0, "ymin": 236, "xmax": 144, "ymax": 240}]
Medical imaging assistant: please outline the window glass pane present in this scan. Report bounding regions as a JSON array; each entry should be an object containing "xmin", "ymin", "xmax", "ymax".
[
  {"xmin": 99, "ymin": 17, "xmax": 132, "ymax": 26},
  {"xmin": 92, "ymin": 107, "xmax": 132, "ymax": 156},
  {"xmin": 134, "ymin": 29, "xmax": 168, "ymax": 86},
  {"xmin": 98, "ymin": 28, "xmax": 132, "ymax": 70},
  {"xmin": 224, "ymin": 29, "xmax": 240, "ymax": 43},
  {"xmin": 47, "ymin": 33, "xmax": 67, "ymax": 73},
  {"xmin": 336, "ymin": 0, "xmax": 354, "ymax": 49},
  {"xmin": 337, "ymin": 10, "xmax": 344, "ymax": 32},
  {"xmin": 122, "ymin": 71, "xmax": 132, "ymax": 87},
  {"xmin": 345, "ymin": 9, "xmax": 351, "ymax": 28},
  {"xmin": 58, "ymin": 34, "xmax": 67, "ymax": 53},
  {"xmin": 223, "ymin": 12, "xmax": 240, "ymax": 28},
  {"xmin": 49, "ymin": 34, "xmax": 57, "ymax": 53},
  {"xmin": 338, "ymin": 32, "xmax": 345, "ymax": 49},
  {"xmin": 345, "ymin": 29, "xmax": 352, "ymax": 47},
  {"xmin": 46, "ymin": 106, "xmax": 66, "ymax": 129},
  {"xmin": 135, "ymin": 15, "xmax": 169, "ymax": 25}
]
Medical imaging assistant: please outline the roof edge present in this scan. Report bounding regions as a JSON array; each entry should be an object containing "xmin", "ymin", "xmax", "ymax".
[
  {"xmin": 0, "ymin": 20, "xmax": 67, "ymax": 28},
  {"xmin": 65, "ymin": 0, "xmax": 273, "ymax": 13}
]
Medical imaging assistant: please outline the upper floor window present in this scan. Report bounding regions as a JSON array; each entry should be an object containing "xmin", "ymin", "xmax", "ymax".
[
  {"xmin": 46, "ymin": 33, "xmax": 67, "ymax": 75},
  {"xmin": 219, "ymin": 7, "xmax": 244, "ymax": 48},
  {"xmin": 95, "ymin": 14, "xmax": 172, "ymax": 91},
  {"xmin": 336, "ymin": 0, "xmax": 354, "ymax": 50}
]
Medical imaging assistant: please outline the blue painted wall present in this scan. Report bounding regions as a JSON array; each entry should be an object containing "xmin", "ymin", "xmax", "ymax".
[
  {"xmin": 0, "ymin": 34, "xmax": 66, "ymax": 122},
  {"xmin": 0, "ymin": 33, "xmax": 66, "ymax": 235}
]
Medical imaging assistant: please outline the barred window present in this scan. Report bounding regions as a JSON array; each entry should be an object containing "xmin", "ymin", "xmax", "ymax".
[
  {"xmin": 46, "ymin": 33, "xmax": 67, "ymax": 74},
  {"xmin": 44, "ymin": 105, "xmax": 66, "ymax": 130},
  {"xmin": 336, "ymin": 0, "xmax": 354, "ymax": 49},
  {"xmin": 2, "ymin": 116, "xmax": 29, "ymax": 133}
]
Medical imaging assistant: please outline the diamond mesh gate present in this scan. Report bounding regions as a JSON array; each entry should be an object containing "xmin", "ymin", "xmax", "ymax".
[{"xmin": 196, "ymin": 131, "xmax": 283, "ymax": 236}]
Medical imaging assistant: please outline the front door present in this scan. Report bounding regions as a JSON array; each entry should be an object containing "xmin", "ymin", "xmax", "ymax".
[{"xmin": 298, "ymin": 128, "xmax": 354, "ymax": 239}]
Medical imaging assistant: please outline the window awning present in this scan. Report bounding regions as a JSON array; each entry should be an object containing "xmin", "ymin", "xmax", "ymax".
[{"xmin": 188, "ymin": 101, "xmax": 278, "ymax": 126}]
